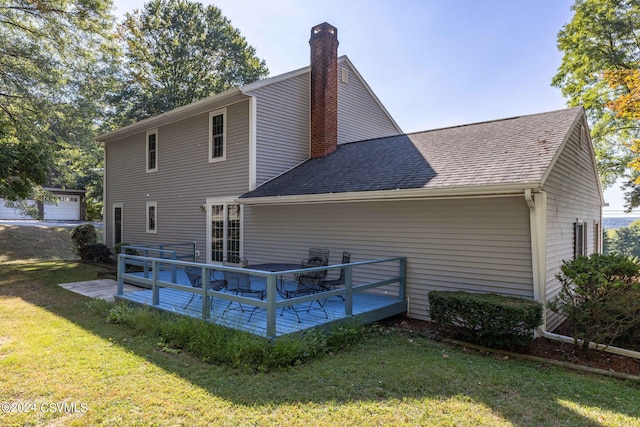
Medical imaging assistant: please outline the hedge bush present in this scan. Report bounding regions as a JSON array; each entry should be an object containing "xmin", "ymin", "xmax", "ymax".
[{"xmin": 428, "ymin": 291, "xmax": 543, "ymax": 349}]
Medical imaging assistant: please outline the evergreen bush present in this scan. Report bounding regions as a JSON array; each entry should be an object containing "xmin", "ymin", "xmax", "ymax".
[
  {"xmin": 85, "ymin": 243, "xmax": 111, "ymax": 263},
  {"xmin": 70, "ymin": 223, "xmax": 97, "ymax": 260},
  {"xmin": 547, "ymin": 252, "xmax": 640, "ymax": 355}
]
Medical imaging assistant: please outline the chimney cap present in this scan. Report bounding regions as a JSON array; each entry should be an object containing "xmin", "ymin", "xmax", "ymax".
[{"xmin": 310, "ymin": 22, "xmax": 337, "ymax": 39}]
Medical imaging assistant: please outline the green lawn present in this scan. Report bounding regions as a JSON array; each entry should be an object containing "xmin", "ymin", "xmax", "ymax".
[{"xmin": 1, "ymin": 225, "xmax": 640, "ymax": 426}]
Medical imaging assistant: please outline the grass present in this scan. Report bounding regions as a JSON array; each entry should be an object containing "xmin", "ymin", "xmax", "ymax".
[
  {"xmin": 1, "ymin": 225, "xmax": 640, "ymax": 426},
  {"xmin": 0, "ymin": 224, "xmax": 79, "ymax": 263}
]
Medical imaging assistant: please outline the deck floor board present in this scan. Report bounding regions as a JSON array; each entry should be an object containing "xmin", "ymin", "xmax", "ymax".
[{"xmin": 117, "ymin": 287, "xmax": 405, "ymax": 337}]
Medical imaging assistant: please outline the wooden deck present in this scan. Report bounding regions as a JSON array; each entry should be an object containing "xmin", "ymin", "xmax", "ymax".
[{"xmin": 115, "ymin": 257, "xmax": 407, "ymax": 339}]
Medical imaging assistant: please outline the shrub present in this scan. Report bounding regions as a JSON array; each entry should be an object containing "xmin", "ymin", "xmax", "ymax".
[
  {"xmin": 85, "ymin": 243, "xmax": 112, "ymax": 263},
  {"xmin": 428, "ymin": 291, "xmax": 543, "ymax": 349},
  {"xmin": 114, "ymin": 242, "xmax": 138, "ymax": 256},
  {"xmin": 547, "ymin": 252, "xmax": 640, "ymax": 355},
  {"xmin": 70, "ymin": 223, "xmax": 97, "ymax": 260},
  {"xmin": 105, "ymin": 303, "xmax": 365, "ymax": 371}
]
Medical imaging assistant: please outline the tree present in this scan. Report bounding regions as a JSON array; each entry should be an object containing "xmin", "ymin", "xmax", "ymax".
[
  {"xmin": 605, "ymin": 218, "xmax": 640, "ymax": 257},
  {"xmin": 0, "ymin": 0, "xmax": 117, "ymax": 202},
  {"xmin": 552, "ymin": 0, "xmax": 640, "ymax": 198},
  {"xmin": 109, "ymin": 0, "xmax": 269, "ymax": 127},
  {"xmin": 547, "ymin": 253, "xmax": 640, "ymax": 355}
]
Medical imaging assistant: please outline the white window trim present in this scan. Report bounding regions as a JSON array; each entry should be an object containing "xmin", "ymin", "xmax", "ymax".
[
  {"xmin": 593, "ymin": 219, "xmax": 602, "ymax": 254},
  {"xmin": 146, "ymin": 129, "xmax": 158, "ymax": 173},
  {"xmin": 209, "ymin": 108, "xmax": 227, "ymax": 163},
  {"xmin": 205, "ymin": 196, "xmax": 243, "ymax": 264},
  {"xmin": 113, "ymin": 203, "xmax": 123, "ymax": 246},
  {"xmin": 146, "ymin": 201, "xmax": 157, "ymax": 234}
]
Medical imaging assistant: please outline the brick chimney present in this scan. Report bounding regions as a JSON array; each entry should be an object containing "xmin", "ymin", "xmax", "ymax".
[{"xmin": 310, "ymin": 22, "xmax": 339, "ymax": 158}]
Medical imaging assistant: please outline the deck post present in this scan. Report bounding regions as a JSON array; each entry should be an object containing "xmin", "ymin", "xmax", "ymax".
[
  {"xmin": 152, "ymin": 259, "xmax": 159, "ymax": 305},
  {"xmin": 266, "ymin": 274, "xmax": 277, "ymax": 339},
  {"xmin": 399, "ymin": 257, "xmax": 407, "ymax": 300},
  {"xmin": 117, "ymin": 254, "xmax": 124, "ymax": 296},
  {"xmin": 201, "ymin": 266, "xmax": 210, "ymax": 319},
  {"xmin": 345, "ymin": 265, "xmax": 353, "ymax": 316},
  {"xmin": 143, "ymin": 249, "xmax": 150, "ymax": 278},
  {"xmin": 171, "ymin": 252, "xmax": 177, "ymax": 283}
]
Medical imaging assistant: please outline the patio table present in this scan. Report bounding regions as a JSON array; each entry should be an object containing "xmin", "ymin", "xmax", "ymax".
[
  {"xmin": 245, "ymin": 263, "xmax": 302, "ymax": 299},
  {"xmin": 246, "ymin": 263, "xmax": 301, "ymax": 272}
]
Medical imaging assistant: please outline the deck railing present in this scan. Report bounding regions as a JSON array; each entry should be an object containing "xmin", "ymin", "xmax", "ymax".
[
  {"xmin": 121, "ymin": 242, "xmax": 196, "ymax": 282},
  {"xmin": 117, "ymin": 254, "xmax": 406, "ymax": 339}
]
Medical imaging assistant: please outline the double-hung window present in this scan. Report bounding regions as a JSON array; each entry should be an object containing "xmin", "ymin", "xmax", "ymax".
[
  {"xmin": 146, "ymin": 201, "xmax": 157, "ymax": 234},
  {"xmin": 146, "ymin": 129, "xmax": 158, "ymax": 172},
  {"xmin": 209, "ymin": 108, "xmax": 226, "ymax": 162}
]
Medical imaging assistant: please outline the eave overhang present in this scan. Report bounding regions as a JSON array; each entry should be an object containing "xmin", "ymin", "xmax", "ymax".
[{"xmin": 237, "ymin": 182, "xmax": 542, "ymax": 206}]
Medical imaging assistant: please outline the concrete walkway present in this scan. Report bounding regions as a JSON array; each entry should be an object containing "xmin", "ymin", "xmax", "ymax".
[{"xmin": 58, "ymin": 279, "xmax": 139, "ymax": 302}]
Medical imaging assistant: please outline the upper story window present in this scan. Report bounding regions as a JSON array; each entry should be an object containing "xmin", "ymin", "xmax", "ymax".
[
  {"xmin": 146, "ymin": 129, "xmax": 158, "ymax": 172},
  {"xmin": 209, "ymin": 108, "xmax": 227, "ymax": 162}
]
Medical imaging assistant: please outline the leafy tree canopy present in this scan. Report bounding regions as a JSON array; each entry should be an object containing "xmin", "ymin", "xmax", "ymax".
[
  {"xmin": 553, "ymin": 0, "xmax": 640, "ymax": 208},
  {"xmin": 109, "ymin": 0, "xmax": 269, "ymax": 127},
  {"xmin": 0, "ymin": 0, "xmax": 116, "ymax": 201}
]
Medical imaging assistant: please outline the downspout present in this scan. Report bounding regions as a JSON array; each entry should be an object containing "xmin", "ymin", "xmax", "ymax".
[
  {"xmin": 524, "ymin": 189, "xmax": 540, "ymax": 304},
  {"xmin": 524, "ymin": 197, "xmax": 640, "ymax": 359},
  {"xmin": 102, "ymin": 141, "xmax": 107, "ymax": 244},
  {"xmin": 525, "ymin": 189, "xmax": 547, "ymax": 334},
  {"xmin": 248, "ymin": 95, "xmax": 257, "ymax": 191},
  {"xmin": 527, "ymin": 189, "xmax": 640, "ymax": 359}
]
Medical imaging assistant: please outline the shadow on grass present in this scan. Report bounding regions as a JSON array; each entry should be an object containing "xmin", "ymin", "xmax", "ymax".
[{"xmin": 1, "ymin": 265, "xmax": 639, "ymax": 426}]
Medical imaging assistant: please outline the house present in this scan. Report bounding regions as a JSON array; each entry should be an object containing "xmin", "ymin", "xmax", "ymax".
[
  {"xmin": 97, "ymin": 22, "xmax": 603, "ymax": 332},
  {"xmin": 0, "ymin": 187, "xmax": 86, "ymax": 221}
]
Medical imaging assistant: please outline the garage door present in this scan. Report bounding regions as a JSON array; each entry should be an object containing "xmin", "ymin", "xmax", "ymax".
[
  {"xmin": 44, "ymin": 196, "xmax": 80, "ymax": 220},
  {"xmin": 0, "ymin": 198, "xmax": 36, "ymax": 219}
]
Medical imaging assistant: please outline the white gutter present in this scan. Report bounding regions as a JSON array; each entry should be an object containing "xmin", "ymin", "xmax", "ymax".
[{"xmin": 237, "ymin": 183, "xmax": 541, "ymax": 205}]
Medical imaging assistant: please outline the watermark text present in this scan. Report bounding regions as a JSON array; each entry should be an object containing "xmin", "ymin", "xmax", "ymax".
[{"xmin": 2, "ymin": 401, "xmax": 88, "ymax": 414}]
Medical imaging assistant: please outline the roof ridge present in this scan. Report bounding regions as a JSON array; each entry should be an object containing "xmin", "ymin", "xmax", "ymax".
[
  {"xmin": 404, "ymin": 106, "xmax": 583, "ymax": 137},
  {"xmin": 336, "ymin": 107, "xmax": 583, "ymax": 147}
]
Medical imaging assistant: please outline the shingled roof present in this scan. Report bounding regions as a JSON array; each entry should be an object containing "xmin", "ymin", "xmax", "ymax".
[{"xmin": 240, "ymin": 107, "xmax": 583, "ymax": 201}]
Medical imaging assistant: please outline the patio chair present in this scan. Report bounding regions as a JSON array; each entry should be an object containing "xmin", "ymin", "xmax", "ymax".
[
  {"xmin": 308, "ymin": 248, "xmax": 330, "ymax": 265},
  {"xmin": 321, "ymin": 251, "xmax": 350, "ymax": 301},
  {"xmin": 182, "ymin": 266, "xmax": 227, "ymax": 309},
  {"xmin": 221, "ymin": 257, "xmax": 266, "ymax": 321},
  {"xmin": 222, "ymin": 255, "xmax": 249, "ymax": 267},
  {"xmin": 279, "ymin": 256, "xmax": 328, "ymax": 322}
]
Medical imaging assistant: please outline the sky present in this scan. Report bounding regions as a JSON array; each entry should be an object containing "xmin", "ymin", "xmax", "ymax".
[{"xmin": 111, "ymin": 0, "xmax": 638, "ymax": 217}]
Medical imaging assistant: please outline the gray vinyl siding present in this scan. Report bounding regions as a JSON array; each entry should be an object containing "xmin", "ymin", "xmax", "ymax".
[
  {"xmin": 543, "ymin": 121, "xmax": 602, "ymax": 330},
  {"xmin": 248, "ymin": 73, "xmax": 311, "ymax": 186},
  {"xmin": 247, "ymin": 63, "xmax": 400, "ymax": 187},
  {"xmin": 243, "ymin": 196, "xmax": 533, "ymax": 321},
  {"xmin": 337, "ymin": 62, "xmax": 400, "ymax": 143},
  {"xmin": 104, "ymin": 100, "xmax": 251, "ymax": 251}
]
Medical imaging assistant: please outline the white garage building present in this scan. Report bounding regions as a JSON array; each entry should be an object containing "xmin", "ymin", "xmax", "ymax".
[{"xmin": 0, "ymin": 188, "xmax": 86, "ymax": 221}]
